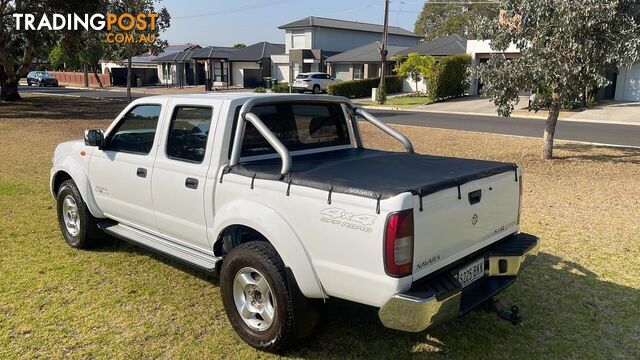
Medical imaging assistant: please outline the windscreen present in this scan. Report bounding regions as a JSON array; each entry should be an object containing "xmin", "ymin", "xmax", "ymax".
[{"xmin": 240, "ymin": 102, "xmax": 351, "ymax": 157}]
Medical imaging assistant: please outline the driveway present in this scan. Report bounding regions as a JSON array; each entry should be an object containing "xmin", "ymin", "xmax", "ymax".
[{"xmin": 418, "ymin": 96, "xmax": 529, "ymax": 114}]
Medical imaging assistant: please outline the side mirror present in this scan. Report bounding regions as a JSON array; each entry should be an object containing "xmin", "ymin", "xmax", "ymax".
[{"xmin": 84, "ymin": 129, "xmax": 105, "ymax": 148}]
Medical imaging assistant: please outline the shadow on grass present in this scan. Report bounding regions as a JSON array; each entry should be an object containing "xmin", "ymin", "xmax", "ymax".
[
  {"xmin": 0, "ymin": 96, "xmax": 123, "ymax": 121},
  {"xmin": 93, "ymin": 236, "xmax": 220, "ymax": 286},
  {"xmin": 555, "ymin": 143, "xmax": 640, "ymax": 164},
  {"xmin": 93, "ymin": 239, "xmax": 639, "ymax": 358}
]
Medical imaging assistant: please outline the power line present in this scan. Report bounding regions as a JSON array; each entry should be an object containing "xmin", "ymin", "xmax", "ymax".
[{"xmin": 173, "ymin": 0, "xmax": 294, "ymax": 20}]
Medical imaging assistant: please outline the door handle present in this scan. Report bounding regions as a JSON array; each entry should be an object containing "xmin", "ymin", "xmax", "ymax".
[
  {"xmin": 136, "ymin": 168, "xmax": 147, "ymax": 178},
  {"xmin": 468, "ymin": 189, "xmax": 482, "ymax": 205},
  {"xmin": 185, "ymin": 177, "xmax": 199, "ymax": 189}
]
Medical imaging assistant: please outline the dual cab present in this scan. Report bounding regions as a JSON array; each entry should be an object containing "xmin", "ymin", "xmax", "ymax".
[{"xmin": 50, "ymin": 94, "xmax": 538, "ymax": 351}]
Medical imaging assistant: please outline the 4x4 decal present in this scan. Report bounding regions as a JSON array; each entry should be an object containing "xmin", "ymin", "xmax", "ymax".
[{"xmin": 320, "ymin": 207, "xmax": 377, "ymax": 233}]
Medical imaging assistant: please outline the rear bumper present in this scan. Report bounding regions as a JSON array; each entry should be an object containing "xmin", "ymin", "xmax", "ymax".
[
  {"xmin": 378, "ymin": 232, "xmax": 539, "ymax": 332},
  {"xmin": 292, "ymin": 84, "xmax": 313, "ymax": 90}
]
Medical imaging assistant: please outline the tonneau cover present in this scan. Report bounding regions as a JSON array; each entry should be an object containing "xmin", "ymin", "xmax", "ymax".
[{"xmin": 226, "ymin": 148, "xmax": 517, "ymax": 200}]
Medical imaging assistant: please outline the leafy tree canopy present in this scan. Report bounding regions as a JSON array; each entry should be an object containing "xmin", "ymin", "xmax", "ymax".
[
  {"xmin": 393, "ymin": 52, "xmax": 435, "ymax": 91},
  {"xmin": 414, "ymin": 0, "xmax": 498, "ymax": 40}
]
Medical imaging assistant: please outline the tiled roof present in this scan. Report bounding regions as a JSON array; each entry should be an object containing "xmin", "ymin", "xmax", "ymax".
[{"xmin": 279, "ymin": 16, "xmax": 421, "ymax": 38}]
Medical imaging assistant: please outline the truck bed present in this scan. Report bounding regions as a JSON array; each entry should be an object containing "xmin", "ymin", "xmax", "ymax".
[{"xmin": 227, "ymin": 148, "xmax": 517, "ymax": 200}]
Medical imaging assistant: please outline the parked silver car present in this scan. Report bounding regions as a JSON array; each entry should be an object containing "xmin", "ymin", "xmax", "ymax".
[{"xmin": 292, "ymin": 72, "xmax": 336, "ymax": 94}]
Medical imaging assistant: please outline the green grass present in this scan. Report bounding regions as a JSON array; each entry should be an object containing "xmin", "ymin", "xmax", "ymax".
[
  {"xmin": 0, "ymin": 95, "xmax": 638, "ymax": 359},
  {"xmin": 356, "ymin": 96, "xmax": 432, "ymax": 108},
  {"xmin": 385, "ymin": 96, "xmax": 432, "ymax": 106}
]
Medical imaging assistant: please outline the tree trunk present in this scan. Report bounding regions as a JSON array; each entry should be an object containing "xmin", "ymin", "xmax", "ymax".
[
  {"xmin": 542, "ymin": 99, "xmax": 561, "ymax": 160},
  {"xmin": 126, "ymin": 57, "xmax": 132, "ymax": 103},
  {"xmin": 83, "ymin": 64, "xmax": 89, "ymax": 87},
  {"xmin": 0, "ymin": 38, "xmax": 34, "ymax": 102},
  {"xmin": 92, "ymin": 68, "xmax": 103, "ymax": 88},
  {"xmin": 1, "ymin": 77, "xmax": 21, "ymax": 101}
]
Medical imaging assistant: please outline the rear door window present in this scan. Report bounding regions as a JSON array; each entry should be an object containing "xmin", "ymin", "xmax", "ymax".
[
  {"xmin": 239, "ymin": 102, "xmax": 350, "ymax": 157},
  {"xmin": 166, "ymin": 106, "xmax": 213, "ymax": 163}
]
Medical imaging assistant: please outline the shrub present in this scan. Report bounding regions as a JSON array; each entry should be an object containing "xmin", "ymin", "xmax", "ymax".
[
  {"xmin": 271, "ymin": 83, "xmax": 290, "ymax": 93},
  {"xmin": 393, "ymin": 53, "xmax": 435, "ymax": 92},
  {"xmin": 253, "ymin": 87, "xmax": 266, "ymax": 93},
  {"xmin": 327, "ymin": 75, "xmax": 403, "ymax": 98},
  {"xmin": 428, "ymin": 54, "xmax": 471, "ymax": 100}
]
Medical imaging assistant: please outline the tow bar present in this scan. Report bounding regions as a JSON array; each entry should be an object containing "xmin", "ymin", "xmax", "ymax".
[{"xmin": 484, "ymin": 298, "xmax": 523, "ymax": 326}]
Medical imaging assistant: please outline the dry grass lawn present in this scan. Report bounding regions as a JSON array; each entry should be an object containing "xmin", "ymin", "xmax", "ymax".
[{"xmin": 0, "ymin": 95, "xmax": 639, "ymax": 359}]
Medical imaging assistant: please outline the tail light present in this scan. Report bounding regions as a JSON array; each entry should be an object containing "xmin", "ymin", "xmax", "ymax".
[
  {"xmin": 384, "ymin": 209, "xmax": 414, "ymax": 277},
  {"xmin": 302, "ymin": 79, "xmax": 310, "ymax": 82},
  {"xmin": 517, "ymin": 174, "xmax": 523, "ymax": 225}
]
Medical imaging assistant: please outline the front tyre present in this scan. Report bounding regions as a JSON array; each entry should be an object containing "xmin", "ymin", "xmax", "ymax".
[
  {"xmin": 56, "ymin": 180, "xmax": 102, "ymax": 249},
  {"xmin": 221, "ymin": 241, "xmax": 295, "ymax": 351}
]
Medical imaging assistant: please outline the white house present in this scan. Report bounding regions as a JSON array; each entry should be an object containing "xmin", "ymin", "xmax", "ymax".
[
  {"xmin": 466, "ymin": 40, "xmax": 640, "ymax": 101},
  {"xmin": 271, "ymin": 16, "xmax": 421, "ymax": 83}
]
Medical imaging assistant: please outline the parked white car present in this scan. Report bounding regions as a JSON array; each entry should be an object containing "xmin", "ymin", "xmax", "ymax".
[
  {"xmin": 50, "ymin": 94, "xmax": 538, "ymax": 351},
  {"xmin": 291, "ymin": 72, "xmax": 336, "ymax": 94}
]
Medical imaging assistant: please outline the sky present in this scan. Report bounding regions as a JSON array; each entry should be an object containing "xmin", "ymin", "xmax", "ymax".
[{"xmin": 161, "ymin": 0, "xmax": 425, "ymax": 47}]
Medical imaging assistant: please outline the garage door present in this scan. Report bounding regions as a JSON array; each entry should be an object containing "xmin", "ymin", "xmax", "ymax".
[
  {"xmin": 243, "ymin": 69, "xmax": 263, "ymax": 88},
  {"xmin": 232, "ymin": 62, "xmax": 261, "ymax": 87},
  {"xmin": 334, "ymin": 64, "xmax": 350, "ymax": 81},
  {"xmin": 617, "ymin": 64, "xmax": 640, "ymax": 101}
]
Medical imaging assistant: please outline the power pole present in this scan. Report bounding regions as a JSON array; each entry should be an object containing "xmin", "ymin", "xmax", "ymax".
[{"xmin": 378, "ymin": 0, "xmax": 390, "ymax": 104}]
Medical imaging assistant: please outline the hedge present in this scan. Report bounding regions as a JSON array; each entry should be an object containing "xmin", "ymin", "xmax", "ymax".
[
  {"xmin": 428, "ymin": 54, "xmax": 471, "ymax": 100},
  {"xmin": 270, "ymin": 83, "xmax": 290, "ymax": 93},
  {"xmin": 327, "ymin": 75, "xmax": 403, "ymax": 98}
]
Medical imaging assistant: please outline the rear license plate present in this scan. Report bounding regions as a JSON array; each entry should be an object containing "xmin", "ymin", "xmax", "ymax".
[{"xmin": 457, "ymin": 258, "xmax": 485, "ymax": 287}]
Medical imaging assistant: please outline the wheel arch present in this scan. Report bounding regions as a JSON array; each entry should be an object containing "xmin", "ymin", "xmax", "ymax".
[
  {"xmin": 212, "ymin": 200, "xmax": 325, "ymax": 299},
  {"xmin": 51, "ymin": 158, "xmax": 104, "ymax": 218}
]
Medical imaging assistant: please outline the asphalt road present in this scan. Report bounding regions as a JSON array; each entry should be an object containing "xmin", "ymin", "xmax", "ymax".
[
  {"xmin": 19, "ymin": 85, "xmax": 640, "ymax": 148},
  {"xmin": 19, "ymin": 84, "xmax": 138, "ymax": 100},
  {"xmin": 366, "ymin": 109, "xmax": 640, "ymax": 148}
]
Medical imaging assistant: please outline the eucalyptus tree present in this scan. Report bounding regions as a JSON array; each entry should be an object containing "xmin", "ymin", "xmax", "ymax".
[
  {"xmin": 102, "ymin": 0, "xmax": 170, "ymax": 102},
  {"xmin": 479, "ymin": 0, "xmax": 640, "ymax": 159}
]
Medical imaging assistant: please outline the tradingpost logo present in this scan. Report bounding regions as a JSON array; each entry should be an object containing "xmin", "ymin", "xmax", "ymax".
[{"xmin": 12, "ymin": 13, "xmax": 160, "ymax": 44}]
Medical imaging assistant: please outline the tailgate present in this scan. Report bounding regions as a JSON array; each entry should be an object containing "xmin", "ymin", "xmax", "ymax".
[{"xmin": 412, "ymin": 170, "xmax": 520, "ymax": 281}]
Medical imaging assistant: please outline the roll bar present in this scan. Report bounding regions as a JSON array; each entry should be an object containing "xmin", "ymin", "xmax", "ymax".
[
  {"xmin": 354, "ymin": 108, "xmax": 415, "ymax": 153},
  {"xmin": 228, "ymin": 95, "xmax": 415, "ymax": 176}
]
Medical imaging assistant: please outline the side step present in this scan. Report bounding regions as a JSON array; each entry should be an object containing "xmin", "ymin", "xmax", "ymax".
[{"xmin": 98, "ymin": 222, "xmax": 221, "ymax": 274}]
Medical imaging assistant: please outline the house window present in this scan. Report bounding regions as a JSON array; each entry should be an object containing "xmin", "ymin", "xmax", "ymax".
[
  {"xmin": 213, "ymin": 61, "xmax": 228, "ymax": 82},
  {"xmin": 368, "ymin": 63, "xmax": 379, "ymax": 78},
  {"xmin": 292, "ymin": 31, "xmax": 306, "ymax": 49},
  {"xmin": 353, "ymin": 64, "xmax": 365, "ymax": 80}
]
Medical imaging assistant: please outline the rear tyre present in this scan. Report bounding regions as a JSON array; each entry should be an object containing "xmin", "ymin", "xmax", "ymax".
[
  {"xmin": 56, "ymin": 180, "xmax": 102, "ymax": 249},
  {"xmin": 220, "ymin": 241, "xmax": 297, "ymax": 352},
  {"xmin": 312, "ymin": 85, "xmax": 320, "ymax": 94},
  {"xmin": 297, "ymin": 90, "xmax": 305, "ymax": 94}
]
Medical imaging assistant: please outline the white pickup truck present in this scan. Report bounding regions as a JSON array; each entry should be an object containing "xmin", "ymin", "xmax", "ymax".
[{"xmin": 50, "ymin": 94, "xmax": 538, "ymax": 351}]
